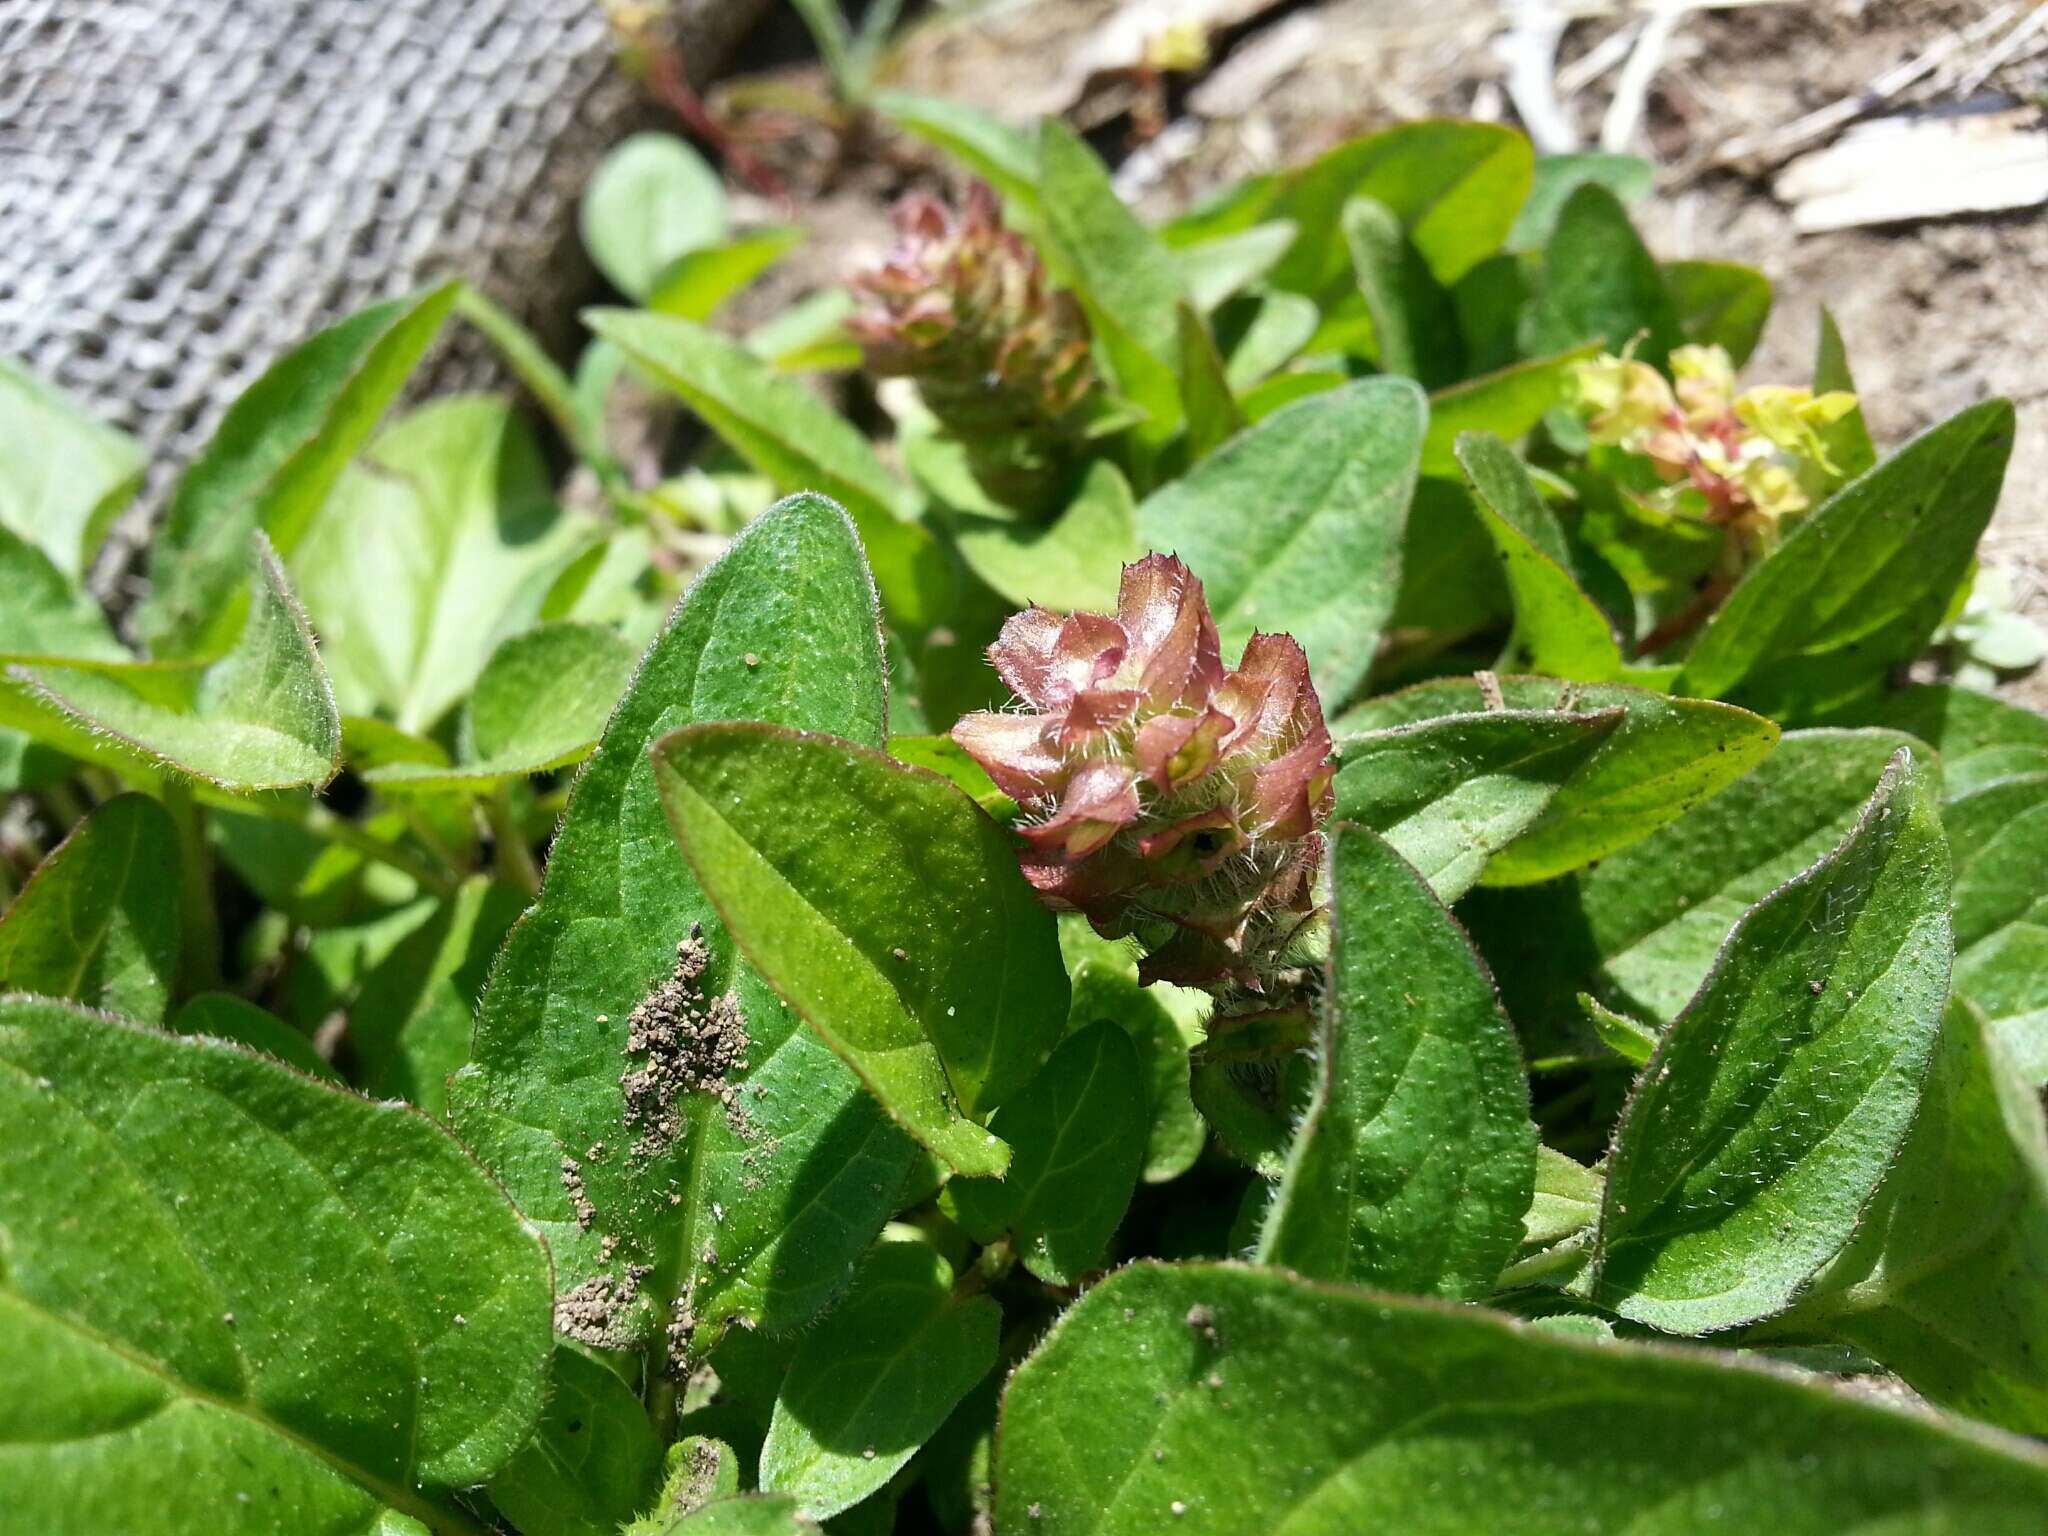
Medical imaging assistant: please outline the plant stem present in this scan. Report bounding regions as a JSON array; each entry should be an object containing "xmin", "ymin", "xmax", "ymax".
[
  {"xmin": 487, "ymin": 786, "xmax": 543, "ymax": 895},
  {"xmin": 38, "ymin": 778, "xmax": 88, "ymax": 834},
  {"xmin": 162, "ymin": 780, "xmax": 223, "ymax": 994},
  {"xmin": 304, "ymin": 805, "xmax": 461, "ymax": 900}
]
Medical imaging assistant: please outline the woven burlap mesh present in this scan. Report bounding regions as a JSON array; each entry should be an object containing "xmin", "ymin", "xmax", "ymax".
[{"xmin": 0, "ymin": 0, "xmax": 760, "ymax": 546}]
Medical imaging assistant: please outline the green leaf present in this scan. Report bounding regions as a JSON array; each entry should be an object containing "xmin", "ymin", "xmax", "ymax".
[
  {"xmin": 996, "ymin": 1261, "xmax": 2048, "ymax": 1535},
  {"xmin": 1679, "ymin": 401, "xmax": 2016, "ymax": 713},
  {"xmin": 648, "ymin": 228, "xmax": 805, "ymax": 321},
  {"xmin": 1332, "ymin": 707, "xmax": 1623, "ymax": 903},
  {"xmin": 1582, "ymin": 992, "xmax": 1659, "ymax": 1067},
  {"xmin": 0, "ymin": 997, "xmax": 553, "ymax": 1533},
  {"xmin": 1519, "ymin": 184, "xmax": 1682, "ymax": 369},
  {"xmin": 650, "ymin": 1495, "xmax": 821, "ymax": 1536},
  {"xmin": 1420, "ymin": 346, "xmax": 1598, "ymax": 478},
  {"xmin": 349, "ymin": 876, "xmax": 526, "ymax": 1114},
  {"xmin": 1772, "ymin": 1000, "xmax": 2048, "ymax": 1435},
  {"xmin": 759, "ymin": 1242, "xmax": 999, "ymax": 1520},
  {"xmin": 489, "ymin": 1343, "xmax": 664, "ymax": 1536},
  {"xmin": 453, "ymin": 493, "xmax": 913, "ymax": 1351},
  {"xmin": 1812, "ymin": 304, "xmax": 1878, "ymax": 481},
  {"xmin": 9, "ymin": 536, "xmax": 342, "ymax": 792},
  {"xmin": 0, "ymin": 356, "xmax": 143, "ymax": 580},
  {"xmin": 138, "ymin": 284, "xmax": 458, "ymax": 658},
  {"xmin": 1268, "ymin": 121, "xmax": 1534, "ymax": 293},
  {"xmin": 1061, "ymin": 920, "xmax": 1205, "ymax": 1185},
  {"xmin": 1662, "ymin": 259, "xmax": 1773, "ymax": 366},
  {"xmin": 1173, "ymin": 221, "xmax": 1296, "ymax": 311},
  {"xmin": 947, "ymin": 1021, "xmax": 1148, "ymax": 1283},
  {"xmin": 871, "ymin": 93, "xmax": 1040, "ymax": 212},
  {"xmin": 1258, "ymin": 826, "xmax": 1535, "ymax": 1296},
  {"xmin": 170, "ymin": 992, "xmax": 339, "ymax": 1082},
  {"xmin": 1337, "ymin": 675, "xmax": 1779, "ymax": 883},
  {"xmin": 1505, "ymin": 152, "xmax": 1656, "ymax": 253},
  {"xmin": 581, "ymin": 133, "xmax": 729, "ymax": 300},
  {"xmin": 0, "ymin": 794, "xmax": 178, "ymax": 1021},
  {"xmin": 587, "ymin": 309, "xmax": 947, "ymax": 628},
  {"xmin": 1467, "ymin": 728, "xmax": 1921, "ymax": 1054},
  {"xmin": 1175, "ymin": 303, "xmax": 1246, "ymax": 460},
  {"xmin": 294, "ymin": 396, "xmax": 592, "ymax": 734},
  {"xmin": 887, "ymin": 734, "xmax": 1014, "ymax": 819},
  {"xmin": 1137, "ymin": 378, "xmax": 1425, "ymax": 705},
  {"xmin": 1035, "ymin": 119, "xmax": 1185, "ymax": 377},
  {"xmin": 1219, "ymin": 290, "xmax": 1320, "ymax": 390},
  {"xmin": 1341, "ymin": 196, "xmax": 1463, "ymax": 387},
  {"xmin": 653, "ymin": 721, "xmax": 1070, "ymax": 1176},
  {"xmin": 1524, "ymin": 1143, "xmax": 1604, "ymax": 1247},
  {"xmin": 1591, "ymin": 750, "xmax": 1951, "ymax": 1332},
  {"xmin": 953, "ymin": 459, "xmax": 1140, "ymax": 616},
  {"xmin": 1457, "ymin": 431, "xmax": 1625, "ymax": 680},
  {"xmin": 367, "ymin": 622, "xmax": 639, "ymax": 793},
  {"xmin": 0, "ymin": 527, "xmax": 121, "ymax": 664}
]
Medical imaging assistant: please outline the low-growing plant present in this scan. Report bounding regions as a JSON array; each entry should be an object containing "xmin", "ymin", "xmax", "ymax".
[{"xmin": 3, "ymin": 102, "xmax": 2047, "ymax": 1535}]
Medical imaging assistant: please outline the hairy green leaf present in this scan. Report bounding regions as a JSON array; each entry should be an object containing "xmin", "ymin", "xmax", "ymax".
[
  {"xmin": 0, "ymin": 997, "xmax": 554, "ymax": 1533},
  {"xmin": 1339, "ymin": 674, "xmax": 1779, "ymax": 883},
  {"xmin": 139, "ymin": 285, "xmax": 457, "ymax": 657},
  {"xmin": 996, "ymin": 1261, "xmax": 2048, "ymax": 1534},
  {"xmin": 1035, "ymin": 120, "xmax": 1184, "ymax": 379},
  {"xmin": 1592, "ymin": 750, "xmax": 1951, "ymax": 1332},
  {"xmin": 9, "ymin": 536, "xmax": 342, "ymax": 792},
  {"xmin": 1333, "ymin": 707, "xmax": 1622, "ymax": 902},
  {"xmin": 1138, "ymin": 378, "xmax": 1424, "ymax": 704},
  {"xmin": 454, "ymin": 494, "xmax": 912, "ymax": 1354},
  {"xmin": 1258, "ymin": 827, "xmax": 1535, "ymax": 1296},
  {"xmin": 587, "ymin": 310, "xmax": 947, "ymax": 628},
  {"xmin": 1680, "ymin": 401, "xmax": 2016, "ymax": 713},
  {"xmin": 759, "ymin": 1242, "xmax": 998, "ymax": 1520},
  {"xmin": 489, "ymin": 1343, "xmax": 664, "ymax": 1536},
  {"xmin": 1458, "ymin": 431, "xmax": 1625, "ymax": 680},
  {"xmin": 1505, "ymin": 152, "xmax": 1655, "ymax": 253},
  {"xmin": 1519, "ymin": 184, "xmax": 1681, "ymax": 369},
  {"xmin": 367, "ymin": 622, "xmax": 639, "ymax": 793},
  {"xmin": 1466, "ymin": 728, "xmax": 1921, "ymax": 1055},
  {"xmin": 1060, "ymin": 919, "xmax": 1205, "ymax": 1185},
  {"xmin": 1269, "ymin": 121, "xmax": 1533, "ymax": 294},
  {"xmin": 947, "ymin": 1021, "xmax": 1148, "ymax": 1283},
  {"xmin": 170, "ymin": 992, "xmax": 339, "ymax": 1082},
  {"xmin": 294, "ymin": 396, "xmax": 591, "ymax": 734},
  {"xmin": 1420, "ymin": 346, "xmax": 1598, "ymax": 478},
  {"xmin": 653, "ymin": 722, "xmax": 1070, "ymax": 1176},
  {"xmin": 1663, "ymin": 259, "xmax": 1773, "ymax": 366},
  {"xmin": 1767, "ymin": 1000, "xmax": 2048, "ymax": 1434},
  {"xmin": 0, "ymin": 794, "xmax": 178, "ymax": 1022},
  {"xmin": 954, "ymin": 460, "xmax": 1139, "ymax": 616}
]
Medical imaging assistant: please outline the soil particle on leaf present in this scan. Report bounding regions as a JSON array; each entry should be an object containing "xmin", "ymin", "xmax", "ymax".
[
  {"xmin": 620, "ymin": 924, "xmax": 754, "ymax": 1158},
  {"xmin": 554, "ymin": 1264, "xmax": 653, "ymax": 1352},
  {"xmin": 560, "ymin": 1154, "xmax": 596, "ymax": 1229}
]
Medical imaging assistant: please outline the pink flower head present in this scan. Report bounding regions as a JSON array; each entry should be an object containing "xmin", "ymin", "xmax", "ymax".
[
  {"xmin": 848, "ymin": 181, "xmax": 1099, "ymax": 517},
  {"xmin": 951, "ymin": 554, "xmax": 1336, "ymax": 987}
]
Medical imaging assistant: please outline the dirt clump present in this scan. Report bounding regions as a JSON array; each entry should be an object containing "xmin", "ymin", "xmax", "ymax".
[
  {"xmin": 620, "ymin": 923, "xmax": 754, "ymax": 1159},
  {"xmin": 554, "ymin": 1263, "xmax": 653, "ymax": 1351}
]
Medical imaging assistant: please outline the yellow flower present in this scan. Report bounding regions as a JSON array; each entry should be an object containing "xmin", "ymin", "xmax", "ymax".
[
  {"xmin": 1671, "ymin": 344, "xmax": 1737, "ymax": 428},
  {"xmin": 1735, "ymin": 386, "xmax": 1859, "ymax": 476},
  {"xmin": 1569, "ymin": 352, "xmax": 1676, "ymax": 449}
]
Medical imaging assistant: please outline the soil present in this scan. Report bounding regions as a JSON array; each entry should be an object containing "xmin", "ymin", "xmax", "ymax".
[
  {"xmin": 718, "ymin": 0, "xmax": 2048, "ymax": 707},
  {"xmin": 619, "ymin": 924, "xmax": 753, "ymax": 1160}
]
